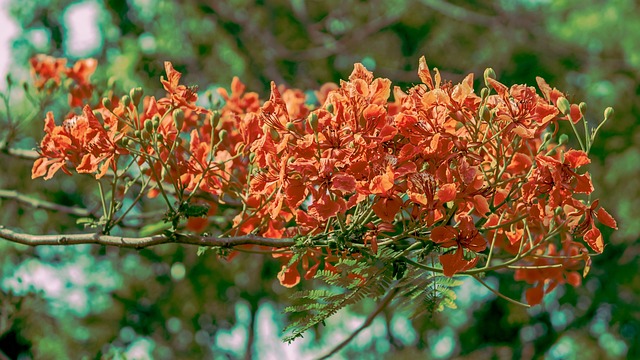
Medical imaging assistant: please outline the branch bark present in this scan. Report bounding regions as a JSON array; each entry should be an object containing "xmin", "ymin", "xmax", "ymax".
[
  {"xmin": 0, "ymin": 189, "xmax": 92, "ymax": 217},
  {"xmin": 0, "ymin": 227, "xmax": 295, "ymax": 249}
]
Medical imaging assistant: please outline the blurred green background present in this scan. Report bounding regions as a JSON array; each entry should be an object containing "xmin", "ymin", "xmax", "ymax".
[{"xmin": 0, "ymin": 0, "xmax": 638, "ymax": 359}]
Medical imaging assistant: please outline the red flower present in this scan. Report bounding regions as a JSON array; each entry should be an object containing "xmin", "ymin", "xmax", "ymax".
[
  {"xmin": 431, "ymin": 215, "xmax": 487, "ymax": 276},
  {"xmin": 565, "ymin": 199, "xmax": 618, "ymax": 253},
  {"xmin": 32, "ymin": 106, "xmax": 125, "ymax": 180},
  {"xmin": 65, "ymin": 58, "xmax": 97, "ymax": 107},
  {"xmin": 29, "ymin": 55, "xmax": 67, "ymax": 90},
  {"xmin": 159, "ymin": 62, "xmax": 207, "ymax": 113}
]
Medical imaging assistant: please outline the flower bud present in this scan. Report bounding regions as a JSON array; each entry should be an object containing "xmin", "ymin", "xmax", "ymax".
[
  {"xmin": 212, "ymin": 111, "xmax": 221, "ymax": 129},
  {"xmin": 249, "ymin": 152, "xmax": 256, "ymax": 163},
  {"xmin": 326, "ymin": 103, "xmax": 334, "ymax": 114},
  {"xmin": 557, "ymin": 97, "xmax": 571, "ymax": 116},
  {"xmin": 122, "ymin": 95, "xmax": 131, "ymax": 107},
  {"xmin": 173, "ymin": 109, "xmax": 185, "ymax": 130},
  {"xmin": 6, "ymin": 74, "xmax": 12, "ymax": 88},
  {"xmin": 558, "ymin": 134, "xmax": 569, "ymax": 145},
  {"xmin": 579, "ymin": 102, "xmax": 587, "ymax": 116},
  {"xmin": 218, "ymin": 129, "xmax": 228, "ymax": 141},
  {"xmin": 286, "ymin": 122, "xmax": 296, "ymax": 131},
  {"xmin": 483, "ymin": 68, "xmax": 496, "ymax": 87},
  {"xmin": 269, "ymin": 127, "xmax": 280, "ymax": 141},
  {"xmin": 604, "ymin": 107, "xmax": 614, "ymax": 121},
  {"xmin": 308, "ymin": 113, "xmax": 318, "ymax": 132},
  {"xmin": 134, "ymin": 129, "xmax": 142, "ymax": 139},
  {"xmin": 129, "ymin": 87, "xmax": 143, "ymax": 106},
  {"xmin": 144, "ymin": 119, "xmax": 154, "ymax": 133},
  {"xmin": 480, "ymin": 87, "xmax": 489, "ymax": 100},
  {"xmin": 102, "ymin": 97, "xmax": 112, "ymax": 109},
  {"xmin": 479, "ymin": 105, "xmax": 491, "ymax": 123},
  {"xmin": 152, "ymin": 115, "xmax": 160, "ymax": 129}
]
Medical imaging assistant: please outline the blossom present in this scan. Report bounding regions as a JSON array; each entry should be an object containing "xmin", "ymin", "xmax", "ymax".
[
  {"xmin": 29, "ymin": 55, "xmax": 67, "ymax": 90},
  {"xmin": 32, "ymin": 105, "xmax": 125, "ymax": 180},
  {"xmin": 565, "ymin": 199, "xmax": 618, "ymax": 253},
  {"xmin": 65, "ymin": 58, "xmax": 97, "ymax": 107},
  {"xmin": 159, "ymin": 62, "xmax": 207, "ymax": 113},
  {"xmin": 431, "ymin": 215, "xmax": 487, "ymax": 276}
]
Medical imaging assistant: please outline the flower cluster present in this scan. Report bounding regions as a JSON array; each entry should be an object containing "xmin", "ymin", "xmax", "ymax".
[
  {"xmin": 30, "ymin": 56, "xmax": 616, "ymax": 305},
  {"xmin": 29, "ymin": 54, "xmax": 97, "ymax": 107}
]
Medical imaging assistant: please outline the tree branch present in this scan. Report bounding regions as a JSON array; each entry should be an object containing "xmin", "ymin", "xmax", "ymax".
[
  {"xmin": 0, "ymin": 146, "xmax": 39, "ymax": 160},
  {"xmin": 0, "ymin": 227, "xmax": 295, "ymax": 249},
  {"xmin": 317, "ymin": 286, "xmax": 400, "ymax": 360},
  {"xmin": 0, "ymin": 189, "xmax": 92, "ymax": 217}
]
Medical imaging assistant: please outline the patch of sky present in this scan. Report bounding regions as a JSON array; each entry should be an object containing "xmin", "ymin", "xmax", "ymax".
[{"xmin": 63, "ymin": 1, "xmax": 102, "ymax": 57}]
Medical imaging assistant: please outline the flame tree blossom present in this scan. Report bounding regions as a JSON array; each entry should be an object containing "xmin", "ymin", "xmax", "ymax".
[{"xmin": 29, "ymin": 55, "xmax": 616, "ymax": 305}]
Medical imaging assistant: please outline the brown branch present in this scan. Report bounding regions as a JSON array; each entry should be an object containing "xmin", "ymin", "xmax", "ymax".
[
  {"xmin": 0, "ymin": 227, "xmax": 296, "ymax": 249},
  {"xmin": 0, "ymin": 189, "xmax": 93, "ymax": 217},
  {"xmin": 317, "ymin": 286, "xmax": 400, "ymax": 360}
]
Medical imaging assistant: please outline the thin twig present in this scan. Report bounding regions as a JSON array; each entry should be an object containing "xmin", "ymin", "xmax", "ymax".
[
  {"xmin": 316, "ymin": 287, "xmax": 400, "ymax": 360},
  {"xmin": 471, "ymin": 274, "xmax": 530, "ymax": 308},
  {"xmin": 0, "ymin": 227, "xmax": 295, "ymax": 249},
  {"xmin": 0, "ymin": 189, "xmax": 92, "ymax": 217},
  {"xmin": 0, "ymin": 146, "xmax": 39, "ymax": 160}
]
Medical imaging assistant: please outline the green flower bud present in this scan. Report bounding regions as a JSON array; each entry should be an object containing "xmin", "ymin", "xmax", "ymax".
[
  {"xmin": 173, "ymin": 109, "xmax": 185, "ymax": 130},
  {"xmin": 152, "ymin": 115, "xmax": 160, "ymax": 129},
  {"xmin": 249, "ymin": 152, "xmax": 256, "ymax": 163},
  {"xmin": 269, "ymin": 127, "xmax": 280, "ymax": 141},
  {"xmin": 326, "ymin": 103, "xmax": 334, "ymax": 114},
  {"xmin": 480, "ymin": 87, "xmax": 489, "ymax": 100},
  {"xmin": 212, "ymin": 111, "xmax": 221, "ymax": 128},
  {"xmin": 579, "ymin": 102, "xmax": 587, "ymax": 116},
  {"xmin": 286, "ymin": 122, "xmax": 296, "ymax": 131},
  {"xmin": 479, "ymin": 105, "xmax": 491, "ymax": 123},
  {"xmin": 558, "ymin": 134, "xmax": 569, "ymax": 145},
  {"xmin": 129, "ymin": 87, "xmax": 143, "ymax": 106},
  {"xmin": 134, "ymin": 129, "xmax": 142, "ymax": 139},
  {"xmin": 218, "ymin": 129, "xmax": 228, "ymax": 141},
  {"xmin": 308, "ymin": 113, "xmax": 318, "ymax": 132},
  {"xmin": 102, "ymin": 97, "xmax": 112, "ymax": 109},
  {"xmin": 122, "ymin": 95, "xmax": 131, "ymax": 107},
  {"xmin": 557, "ymin": 97, "xmax": 571, "ymax": 116},
  {"xmin": 144, "ymin": 119, "xmax": 154, "ymax": 133},
  {"xmin": 604, "ymin": 107, "xmax": 614, "ymax": 121},
  {"xmin": 92, "ymin": 110, "xmax": 104, "ymax": 123},
  {"xmin": 483, "ymin": 68, "xmax": 496, "ymax": 87}
]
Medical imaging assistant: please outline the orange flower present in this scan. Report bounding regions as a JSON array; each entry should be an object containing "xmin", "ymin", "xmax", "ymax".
[
  {"xmin": 32, "ymin": 105, "xmax": 125, "ymax": 180},
  {"xmin": 431, "ymin": 215, "xmax": 487, "ymax": 276},
  {"xmin": 65, "ymin": 58, "xmax": 97, "ymax": 107},
  {"xmin": 159, "ymin": 62, "xmax": 207, "ymax": 113},
  {"xmin": 29, "ymin": 55, "xmax": 67, "ymax": 90}
]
